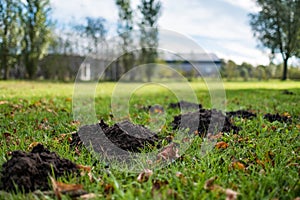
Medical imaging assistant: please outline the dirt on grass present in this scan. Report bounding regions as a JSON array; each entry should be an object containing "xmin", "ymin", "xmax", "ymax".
[
  {"xmin": 0, "ymin": 144, "xmax": 79, "ymax": 193},
  {"xmin": 226, "ymin": 110, "xmax": 257, "ymax": 119},
  {"xmin": 172, "ymin": 108, "xmax": 240, "ymax": 136},
  {"xmin": 73, "ymin": 120, "xmax": 160, "ymax": 159},
  {"xmin": 168, "ymin": 100, "xmax": 202, "ymax": 110},
  {"xmin": 264, "ymin": 113, "xmax": 292, "ymax": 123},
  {"xmin": 100, "ymin": 120, "xmax": 159, "ymax": 152}
]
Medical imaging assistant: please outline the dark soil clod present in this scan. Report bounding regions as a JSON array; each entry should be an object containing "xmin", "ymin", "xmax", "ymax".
[
  {"xmin": 0, "ymin": 144, "xmax": 79, "ymax": 193},
  {"xmin": 168, "ymin": 100, "xmax": 202, "ymax": 110},
  {"xmin": 70, "ymin": 132, "xmax": 82, "ymax": 148},
  {"xmin": 76, "ymin": 120, "xmax": 159, "ymax": 158},
  {"xmin": 264, "ymin": 113, "xmax": 291, "ymax": 123},
  {"xmin": 171, "ymin": 109, "xmax": 240, "ymax": 136},
  {"xmin": 226, "ymin": 110, "xmax": 257, "ymax": 119},
  {"xmin": 99, "ymin": 120, "xmax": 159, "ymax": 152},
  {"xmin": 282, "ymin": 90, "xmax": 295, "ymax": 95}
]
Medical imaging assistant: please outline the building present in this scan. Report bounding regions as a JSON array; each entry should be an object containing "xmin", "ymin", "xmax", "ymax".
[{"xmin": 163, "ymin": 53, "xmax": 222, "ymax": 77}]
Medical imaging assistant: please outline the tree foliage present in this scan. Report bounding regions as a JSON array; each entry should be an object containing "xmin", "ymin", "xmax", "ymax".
[
  {"xmin": 138, "ymin": 0, "xmax": 161, "ymax": 81},
  {"xmin": 20, "ymin": 0, "xmax": 52, "ymax": 79},
  {"xmin": 249, "ymin": 0, "xmax": 300, "ymax": 80},
  {"xmin": 74, "ymin": 17, "xmax": 107, "ymax": 54},
  {"xmin": 115, "ymin": 0, "xmax": 135, "ymax": 80},
  {"xmin": 0, "ymin": 0, "xmax": 22, "ymax": 79}
]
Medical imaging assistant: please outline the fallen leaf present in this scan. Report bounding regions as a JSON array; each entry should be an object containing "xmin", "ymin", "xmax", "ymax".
[
  {"xmin": 282, "ymin": 112, "xmax": 291, "ymax": 117},
  {"xmin": 204, "ymin": 177, "xmax": 239, "ymax": 199},
  {"xmin": 79, "ymin": 193, "xmax": 102, "ymax": 199},
  {"xmin": 204, "ymin": 176, "xmax": 219, "ymax": 190},
  {"xmin": 157, "ymin": 143, "xmax": 180, "ymax": 161},
  {"xmin": 151, "ymin": 180, "xmax": 169, "ymax": 197},
  {"xmin": 175, "ymin": 172, "xmax": 183, "ymax": 178},
  {"xmin": 256, "ymin": 159, "xmax": 265, "ymax": 168},
  {"xmin": 0, "ymin": 100, "xmax": 9, "ymax": 105},
  {"xmin": 215, "ymin": 141, "xmax": 229, "ymax": 149},
  {"xmin": 232, "ymin": 161, "xmax": 246, "ymax": 171},
  {"xmin": 50, "ymin": 176, "xmax": 84, "ymax": 200},
  {"xmin": 104, "ymin": 183, "xmax": 114, "ymax": 194},
  {"xmin": 65, "ymin": 97, "xmax": 72, "ymax": 102},
  {"xmin": 77, "ymin": 164, "xmax": 92, "ymax": 172},
  {"xmin": 27, "ymin": 142, "xmax": 42, "ymax": 151},
  {"xmin": 225, "ymin": 188, "xmax": 239, "ymax": 200},
  {"xmin": 265, "ymin": 151, "xmax": 275, "ymax": 166},
  {"xmin": 207, "ymin": 132, "xmax": 223, "ymax": 140},
  {"xmin": 137, "ymin": 169, "xmax": 153, "ymax": 183},
  {"xmin": 176, "ymin": 171, "xmax": 187, "ymax": 185}
]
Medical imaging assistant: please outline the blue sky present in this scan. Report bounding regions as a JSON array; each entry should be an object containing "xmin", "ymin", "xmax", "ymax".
[{"xmin": 50, "ymin": 0, "xmax": 273, "ymax": 65}]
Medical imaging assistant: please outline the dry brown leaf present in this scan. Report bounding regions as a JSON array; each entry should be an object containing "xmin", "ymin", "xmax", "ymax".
[
  {"xmin": 175, "ymin": 171, "xmax": 187, "ymax": 185},
  {"xmin": 225, "ymin": 188, "xmax": 239, "ymax": 200},
  {"xmin": 77, "ymin": 164, "xmax": 92, "ymax": 172},
  {"xmin": 104, "ymin": 183, "xmax": 114, "ymax": 194},
  {"xmin": 51, "ymin": 176, "xmax": 83, "ymax": 192},
  {"xmin": 50, "ymin": 176, "xmax": 84, "ymax": 200},
  {"xmin": 283, "ymin": 112, "xmax": 291, "ymax": 117},
  {"xmin": 27, "ymin": 142, "xmax": 42, "ymax": 151},
  {"xmin": 204, "ymin": 176, "xmax": 219, "ymax": 190},
  {"xmin": 175, "ymin": 172, "xmax": 183, "ymax": 178},
  {"xmin": 79, "ymin": 193, "xmax": 102, "ymax": 199},
  {"xmin": 204, "ymin": 177, "xmax": 239, "ymax": 199},
  {"xmin": 232, "ymin": 161, "xmax": 246, "ymax": 170},
  {"xmin": 137, "ymin": 169, "xmax": 153, "ymax": 183},
  {"xmin": 256, "ymin": 159, "xmax": 265, "ymax": 168},
  {"xmin": 0, "ymin": 100, "xmax": 9, "ymax": 105},
  {"xmin": 65, "ymin": 97, "xmax": 72, "ymax": 102},
  {"xmin": 215, "ymin": 141, "xmax": 229, "ymax": 149},
  {"xmin": 77, "ymin": 165, "xmax": 93, "ymax": 181},
  {"xmin": 157, "ymin": 143, "xmax": 180, "ymax": 161},
  {"xmin": 207, "ymin": 132, "xmax": 223, "ymax": 140},
  {"xmin": 151, "ymin": 180, "xmax": 169, "ymax": 197}
]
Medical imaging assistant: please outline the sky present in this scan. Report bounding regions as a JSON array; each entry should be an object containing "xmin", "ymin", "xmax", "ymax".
[{"xmin": 50, "ymin": 0, "xmax": 274, "ymax": 65}]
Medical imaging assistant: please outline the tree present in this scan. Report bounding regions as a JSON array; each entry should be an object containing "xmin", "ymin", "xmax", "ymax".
[
  {"xmin": 138, "ymin": 0, "xmax": 161, "ymax": 81},
  {"xmin": 249, "ymin": 0, "xmax": 300, "ymax": 80},
  {"xmin": 115, "ymin": 0, "xmax": 135, "ymax": 80},
  {"xmin": 0, "ymin": 0, "xmax": 22, "ymax": 79},
  {"xmin": 222, "ymin": 60, "xmax": 238, "ymax": 80},
  {"xmin": 20, "ymin": 0, "xmax": 52, "ymax": 79},
  {"xmin": 74, "ymin": 17, "xmax": 107, "ymax": 54}
]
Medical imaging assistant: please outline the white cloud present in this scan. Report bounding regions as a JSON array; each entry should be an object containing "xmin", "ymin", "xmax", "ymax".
[
  {"xmin": 50, "ymin": 0, "xmax": 118, "ymax": 23},
  {"xmin": 220, "ymin": 0, "xmax": 260, "ymax": 12},
  {"xmin": 49, "ymin": 0, "xmax": 269, "ymax": 65}
]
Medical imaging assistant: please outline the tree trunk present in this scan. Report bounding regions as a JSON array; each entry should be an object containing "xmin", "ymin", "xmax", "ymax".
[
  {"xmin": 282, "ymin": 57, "xmax": 288, "ymax": 80},
  {"xmin": 4, "ymin": 65, "xmax": 9, "ymax": 80},
  {"xmin": 26, "ymin": 58, "xmax": 37, "ymax": 79}
]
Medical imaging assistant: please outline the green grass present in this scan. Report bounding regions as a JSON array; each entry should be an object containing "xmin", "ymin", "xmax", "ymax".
[{"xmin": 0, "ymin": 80, "xmax": 300, "ymax": 199}]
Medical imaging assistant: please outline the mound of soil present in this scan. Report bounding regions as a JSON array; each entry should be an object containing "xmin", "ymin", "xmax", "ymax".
[
  {"xmin": 0, "ymin": 144, "xmax": 79, "ymax": 193},
  {"xmin": 264, "ymin": 113, "xmax": 291, "ymax": 123},
  {"xmin": 226, "ymin": 110, "xmax": 257, "ymax": 119},
  {"xmin": 100, "ymin": 120, "xmax": 159, "ymax": 152},
  {"xmin": 70, "ymin": 131, "xmax": 82, "ymax": 148},
  {"xmin": 168, "ymin": 101, "xmax": 202, "ymax": 110},
  {"xmin": 282, "ymin": 90, "xmax": 295, "ymax": 95},
  {"xmin": 172, "ymin": 109, "xmax": 240, "ymax": 136},
  {"xmin": 76, "ymin": 120, "xmax": 159, "ymax": 158}
]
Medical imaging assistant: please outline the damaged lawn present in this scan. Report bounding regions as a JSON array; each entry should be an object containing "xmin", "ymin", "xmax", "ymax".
[{"xmin": 0, "ymin": 81, "xmax": 300, "ymax": 200}]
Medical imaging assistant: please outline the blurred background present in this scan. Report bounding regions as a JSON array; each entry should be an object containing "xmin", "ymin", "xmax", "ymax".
[{"xmin": 0, "ymin": 0, "xmax": 299, "ymax": 81}]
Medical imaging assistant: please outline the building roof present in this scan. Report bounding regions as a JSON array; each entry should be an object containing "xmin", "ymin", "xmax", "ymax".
[{"xmin": 160, "ymin": 53, "xmax": 220, "ymax": 62}]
